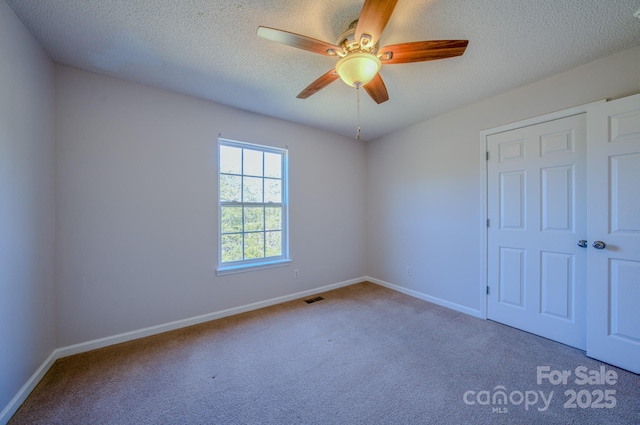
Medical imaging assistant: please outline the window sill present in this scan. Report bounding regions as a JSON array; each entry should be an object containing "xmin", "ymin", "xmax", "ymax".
[{"xmin": 216, "ymin": 259, "xmax": 292, "ymax": 276}]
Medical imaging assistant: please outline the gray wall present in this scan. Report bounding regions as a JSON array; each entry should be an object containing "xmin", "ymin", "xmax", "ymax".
[
  {"xmin": 0, "ymin": 0, "xmax": 56, "ymax": 415},
  {"xmin": 366, "ymin": 46, "xmax": 640, "ymax": 316},
  {"xmin": 55, "ymin": 65, "xmax": 367, "ymax": 346}
]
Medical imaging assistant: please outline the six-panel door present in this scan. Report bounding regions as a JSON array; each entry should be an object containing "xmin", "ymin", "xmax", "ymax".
[
  {"xmin": 487, "ymin": 114, "xmax": 587, "ymax": 349},
  {"xmin": 586, "ymin": 94, "xmax": 640, "ymax": 373}
]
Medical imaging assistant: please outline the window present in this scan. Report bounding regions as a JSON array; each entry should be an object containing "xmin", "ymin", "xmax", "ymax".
[{"xmin": 217, "ymin": 138, "xmax": 289, "ymax": 274}]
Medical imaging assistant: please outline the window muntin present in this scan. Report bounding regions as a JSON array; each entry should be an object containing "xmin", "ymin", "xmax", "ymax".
[{"xmin": 217, "ymin": 139, "xmax": 289, "ymax": 274}]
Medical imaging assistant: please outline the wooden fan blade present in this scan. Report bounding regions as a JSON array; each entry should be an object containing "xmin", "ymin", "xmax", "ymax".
[
  {"xmin": 257, "ymin": 26, "xmax": 341, "ymax": 56},
  {"xmin": 378, "ymin": 40, "xmax": 468, "ymax": 64},
  {"xmin": 364, "ymin": 73, "xmax": 389, "ymax": 104},
  {"xmin": 297, "ymin": 69, "xmax": 340, "ymax": 99},
  {"xmin": 355, "ymin": 0, "xmax": 399, "ymax": 46}
]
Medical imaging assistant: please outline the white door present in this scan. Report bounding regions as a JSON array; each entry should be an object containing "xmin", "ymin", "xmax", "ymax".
[
  {"xmin": 487, "ymin": 114, "xmax": 587, "ymax": 349},
  {"xmin": 586, "ymin": 94, "xmax": 640, "ymax": 373}
]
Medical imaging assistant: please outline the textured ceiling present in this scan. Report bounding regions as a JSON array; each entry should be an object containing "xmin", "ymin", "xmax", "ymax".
[{"xmin": 6, "ymin": 0, "xmax": 640, "ymax": 141}]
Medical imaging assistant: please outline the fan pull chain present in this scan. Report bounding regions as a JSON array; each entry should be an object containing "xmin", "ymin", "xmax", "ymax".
[{"xmin": 355, "ymin": 85, "xmax": 361, "ymax": 140}]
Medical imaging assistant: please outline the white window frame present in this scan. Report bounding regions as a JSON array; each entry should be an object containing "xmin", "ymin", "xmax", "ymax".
[{"xmin": 216, "ymin": 138, "xmax": 290, "ymax": 275}]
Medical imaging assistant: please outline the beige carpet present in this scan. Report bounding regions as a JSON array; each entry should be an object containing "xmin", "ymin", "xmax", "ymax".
[{"xmin": 9, "ymin": 282, "xmax": 639, "ymax": 424}]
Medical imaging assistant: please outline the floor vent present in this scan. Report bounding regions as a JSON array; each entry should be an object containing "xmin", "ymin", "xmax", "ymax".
[{"xmin": 304, "ymin": 296, "xmax": 324, "ymax": 304}]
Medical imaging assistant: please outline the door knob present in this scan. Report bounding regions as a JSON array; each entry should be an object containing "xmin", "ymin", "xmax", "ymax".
[
  {"xmin": 577, "ymin": 240, "xmax": 588, "ymax": 248},
  {"xmin": 592, "ymin": 241, "xmax": 606, "ymax": 250}
]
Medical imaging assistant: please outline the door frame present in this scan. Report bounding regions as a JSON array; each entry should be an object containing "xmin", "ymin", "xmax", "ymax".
[{"xmin": 478, "ymin": 100, "xmax": 605, "ymax": 320}]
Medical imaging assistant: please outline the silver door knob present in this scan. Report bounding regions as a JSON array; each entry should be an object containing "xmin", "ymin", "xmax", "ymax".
[
  {"xmin": 592, "ymin": 241, "xmax": 606, "ymax": 249},
  {"xmin": 577, "ymin": 240, "xmax": 588, "ymax": 248}
]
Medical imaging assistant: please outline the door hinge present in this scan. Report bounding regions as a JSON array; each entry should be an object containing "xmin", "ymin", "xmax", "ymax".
[
  {"xmin": 486, "ymin": 286, "xmax": 490, "ymax": 295},
  {"xmin": 487, "ymin": 218, "xmax": 490, "ymax": 228},
  {"xmin": 486, "ymin": 151, "xmax": 490, "ymax": 161}
]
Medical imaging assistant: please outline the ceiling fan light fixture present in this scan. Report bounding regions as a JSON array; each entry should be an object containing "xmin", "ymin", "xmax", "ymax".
[{"xmin": 335, "ymin": 52, "xmax": 381, "ymax": 88}]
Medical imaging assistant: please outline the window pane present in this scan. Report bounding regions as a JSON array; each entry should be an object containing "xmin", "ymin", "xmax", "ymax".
[
  {"xmin": 264, "ymin": 179, "xmax": 281, "ymax": 203},
  {"xmin": 220, "ymin": 174, "xmax": 241, "ymax": 202},
  {"xmin": 243, "ymin": 177, "xmax": 263, "ymax": 203},
  {"xmin": 221, "ymin": 206, "xmax": 242, "ymax": 233},
  {"xmin": 266, "ymin": 231, "xmax": 281, "ymax": 257},
  {"xmin": 265, "ymin": 207, "xmax": 281, "ymax": 231},
  {"xmin": 221, "ymin": 234, "xmax": 243, "ymax": 262},
  {"xmin": 244, "ymin": 232, "xmax": 265, "ymax": 259},
  {"xmin": 264, "ymin": 152, "xmax": 281, "ymax": 178},
  {"xmin": 218, "ymin": 139, "xmax": 287, "ymax": 271},
  {"xmin": 243, "ymin": 149, "xmax": 263, "ymax": 177},
  {"xmin": 244, "ymin": 206, "xmax": 264, "ymax": 232},
  {"xmin": 220, "ymin": 146, "xmax": 242, "ymax": 174}
]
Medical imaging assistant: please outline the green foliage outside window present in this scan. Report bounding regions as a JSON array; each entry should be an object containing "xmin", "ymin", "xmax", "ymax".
[{"xmin": 219, "ymin": 142, "xmax": 286, "ymax": 265}]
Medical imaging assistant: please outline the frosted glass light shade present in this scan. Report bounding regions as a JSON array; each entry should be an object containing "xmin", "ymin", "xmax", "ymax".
[{"xmin": 335, "ymin": 52, "xmax": 381, "ymax": 87}]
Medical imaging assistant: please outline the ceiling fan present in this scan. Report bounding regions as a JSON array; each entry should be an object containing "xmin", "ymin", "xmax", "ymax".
[{"xmin": 257, "ymin": 0, "xmax": 468, "ymax": 104}]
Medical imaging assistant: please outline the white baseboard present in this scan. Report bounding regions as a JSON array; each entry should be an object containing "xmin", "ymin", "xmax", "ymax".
[
  {"xmin": 56, "ymin": 276, "xmax": 363, "ymax": 358},
  {"xmin": 365, "ymin": 276, "xmax": 482, "ymax": 318},
  {"xmin": 0, "ymin": 350, "xmax": 57, "ymax": 425},
  {"xmin": 0, "ymin": 276, "xmax": 364, "ymax": 425}
]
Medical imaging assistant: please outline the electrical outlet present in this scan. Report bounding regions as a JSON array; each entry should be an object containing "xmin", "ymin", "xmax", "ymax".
[
  {"xmin": 294, "ymin": 269, "xmax": 300, "ymax": 279},
  {"xmin": 405, "ymin": 266, "xmax": 411, "ymax": 276}
]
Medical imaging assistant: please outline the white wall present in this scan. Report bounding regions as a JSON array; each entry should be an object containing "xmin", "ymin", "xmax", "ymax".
[
  {"xmin": 55, "ymin": 65, "xmax": 367, "ymax": 346},
  {"xmin": 366, "ymin": 46, "xmax": 640, "ymax": 316},
  {"xmin": 0, "ymin": 0, "xmax": 55, "ymax": 416}
]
